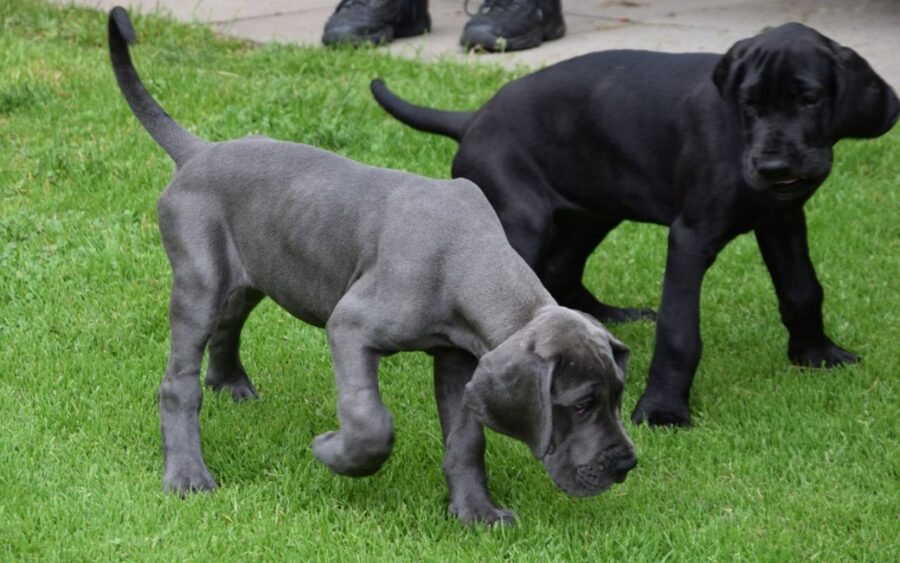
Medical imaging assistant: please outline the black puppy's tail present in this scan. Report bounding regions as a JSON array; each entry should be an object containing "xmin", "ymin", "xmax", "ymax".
[
  {"xmin": 370, "ymin": 79, "xmax": 473, "ymax": 142},
  {"xmin": 108, "ymin": 7, "xmax": 206, "ymax": 166}
]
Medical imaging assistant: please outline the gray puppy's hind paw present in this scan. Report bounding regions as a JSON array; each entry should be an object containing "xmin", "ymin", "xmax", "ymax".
[
  {"xmin": 163, "ymin": 462, "xmax": 218, "ymax": 495},
  {"xmin": 450, "ymin": 502, "xmax": 517, "ymax": 526},
  {"xmin": 205, "ymin": 371, "xmax": 259, "ymax": 401}
]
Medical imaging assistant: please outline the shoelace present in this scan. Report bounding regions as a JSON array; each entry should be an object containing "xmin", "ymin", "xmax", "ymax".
[{"xmin": 464, "ymin": 0, "xmax": 532, "ymax": 17}]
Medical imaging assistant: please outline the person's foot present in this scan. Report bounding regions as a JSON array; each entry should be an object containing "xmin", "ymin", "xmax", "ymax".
[
  {"xmin": 460, "ymin": 0, "xmax": 565, "ymax": 52},
  {"xmin": 322, "ymin": 0, "xmax": 430, "ymax": 46}
]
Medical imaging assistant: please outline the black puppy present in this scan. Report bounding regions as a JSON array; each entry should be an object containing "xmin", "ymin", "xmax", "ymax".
[{"xmin": 371, "ymin": 23, "xmax": 899, "ymax": 427}]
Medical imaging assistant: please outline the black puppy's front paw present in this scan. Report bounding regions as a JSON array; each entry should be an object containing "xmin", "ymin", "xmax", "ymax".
[
  {"xmin": 631, "ymin": 392, "xmax": 691, "ymax": 427},
  {"xmin": 789, "ymin": 339, "xmax": 860, "ymax": 368}
]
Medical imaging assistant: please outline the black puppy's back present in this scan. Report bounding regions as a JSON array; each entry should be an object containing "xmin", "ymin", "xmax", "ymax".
[{"xmin": 455, "ymin": 51, "xmax": 726, "ymax": 223}]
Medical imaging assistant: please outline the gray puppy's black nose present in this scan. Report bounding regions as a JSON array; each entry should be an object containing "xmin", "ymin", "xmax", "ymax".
[
  {"xmin": 612, "ymin": 455, "xmax": 637, "ymax": 482},
  {"xmin": 754, "ymin": 157, "xmax": 792, "ymax": 181}
]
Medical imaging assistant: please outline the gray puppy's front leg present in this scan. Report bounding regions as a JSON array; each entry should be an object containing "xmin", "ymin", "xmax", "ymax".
[
  {"xmin": 313, "ymin": 315, "xmax": 394, "ymax": 477},
  {"xmin": 433, "ymin": 349, "xmax": 515, "ymax": 526}
]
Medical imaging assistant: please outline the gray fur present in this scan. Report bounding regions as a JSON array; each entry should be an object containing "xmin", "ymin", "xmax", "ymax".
[{"xmin": 108, "ymin": 7, "xmax": 636, "ymax": 524}]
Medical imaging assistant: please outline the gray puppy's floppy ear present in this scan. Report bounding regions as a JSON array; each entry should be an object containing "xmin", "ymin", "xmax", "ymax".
[
  {"xmin": 462, "ymin": 331, "xmax": 553, "ymax": 459},
  {"xmin": 607, "ymin": 332, "xmax": 630, "ymax": 382},
  {"xmin": 576, "ymin": 312, "xmax": 629, "ymax": 380},
  {"xmin": 830, "ymin": 44, "xmax": 900, "ymax": 140}
]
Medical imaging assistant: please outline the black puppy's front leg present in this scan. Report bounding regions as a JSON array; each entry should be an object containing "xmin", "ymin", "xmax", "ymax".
[
  {"xmin": 632, "ymin": 220, "xmax": 720, "ymax": 427},
  {"xmin": 755, "ymin": 209, "xmax": 859, "ymax": 368},
  {"xmin": 432, "ymin": 348, "xmax": 514, "ymax": 526}
]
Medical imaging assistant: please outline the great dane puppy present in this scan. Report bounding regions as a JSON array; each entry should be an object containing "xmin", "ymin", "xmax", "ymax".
[
  {"xmin": 371, "ymin": 23, "xmax": 900, "ymax": 427},
  {"xmin": 108, "ymin": 7, "xmax": 636, "ymax": 525}
]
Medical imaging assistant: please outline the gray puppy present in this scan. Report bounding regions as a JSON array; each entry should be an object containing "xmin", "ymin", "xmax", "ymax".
[{"xmin": 108, "ymin": 7, "xmax": 636, "ymax": 525}]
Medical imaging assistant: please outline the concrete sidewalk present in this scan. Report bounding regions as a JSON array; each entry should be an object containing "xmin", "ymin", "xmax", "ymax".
[{"xmin": 70, "ymin": 0, "xmax": 900, "ymax": 89}]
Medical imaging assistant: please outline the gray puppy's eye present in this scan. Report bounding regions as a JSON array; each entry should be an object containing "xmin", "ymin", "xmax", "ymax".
[{"xmin": 572, "ymin": 396, "xmax": 596, "ymax": 416}]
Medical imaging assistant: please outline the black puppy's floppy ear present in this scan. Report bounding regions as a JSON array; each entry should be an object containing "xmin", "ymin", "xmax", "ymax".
[
  {"xmin": 463, "ymin": 331, "xmax": 553, "ymax": 459},
  {"xmin": 831, "ymin": 45, "xmax": 900, "ymax": 140},
  {"xmin": 713, "ymin": 39, "xmax": 749, "ymax": 98}
]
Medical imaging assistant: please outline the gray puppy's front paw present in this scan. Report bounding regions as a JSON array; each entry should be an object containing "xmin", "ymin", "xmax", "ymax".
[
  {"xmin": 163, "ymin": 458, "xmax": 217, "ymax": 495},
  {"xmin": 312, "ymin": 431, "xmax": 389, "ymax": 478}
]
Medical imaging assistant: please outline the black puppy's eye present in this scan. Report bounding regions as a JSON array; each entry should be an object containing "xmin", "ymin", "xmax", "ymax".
[
  {"xmin": 572, "ymin": 396, "xmax": 596, "ymax": 416},
  {"xmin": 741, "ymin": 97, "xmax": 761, "ymax": 115},
  {"xmin": 740, "ymin": 91, "xmax": 760, "ymax": 108},
  {"xmin": 800, "ymin": 94, "xmax": 821, "ymax": 108}
]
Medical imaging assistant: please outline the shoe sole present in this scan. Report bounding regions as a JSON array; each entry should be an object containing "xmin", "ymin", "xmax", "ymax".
[
  {"xmin": 322, "ymin": 25, "xmax": 393, "ymax": 46},
  {"xmin": 460, "ymin": 25, "xmax": 543, "ymax": 53},
  {"xmin": 322, "ymin": 18, "xmax": 429, "ymax": 46}
]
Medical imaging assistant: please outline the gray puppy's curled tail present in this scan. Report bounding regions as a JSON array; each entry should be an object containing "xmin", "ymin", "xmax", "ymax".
[{"xmin": 108, "ymin": 6, "xmax": 207, "ymax": 166}]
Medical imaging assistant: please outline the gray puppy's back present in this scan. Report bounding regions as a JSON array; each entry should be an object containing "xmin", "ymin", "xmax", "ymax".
[{"xmin": 161, "ymin": 136, "xmax": 522, "ymax": 330}]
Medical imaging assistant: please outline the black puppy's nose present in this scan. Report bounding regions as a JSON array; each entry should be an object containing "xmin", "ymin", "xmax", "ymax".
[{"xmin": 754, "ymin": 157, "xmax": 792, "ymax": 181}]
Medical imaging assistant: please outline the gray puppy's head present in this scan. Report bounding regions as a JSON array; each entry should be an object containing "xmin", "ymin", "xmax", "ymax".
[{"xmin": 462, "ymin": 307, "xmax": 636, "ymax": 497}]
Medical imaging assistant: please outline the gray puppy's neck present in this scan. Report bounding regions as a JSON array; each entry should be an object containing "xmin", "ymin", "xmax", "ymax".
[{"xmin": 451, "ymin": 250, "xmax": 557, "ymax": 357}]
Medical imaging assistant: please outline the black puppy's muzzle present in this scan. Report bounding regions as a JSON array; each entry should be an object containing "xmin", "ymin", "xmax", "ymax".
[
  {"xmin": 754, "ymin": 156, "xmax": 794, "ymax": 183},
  {"xmin": 750, "ymin": 155, "xmax": 818, "ymax": 201}
]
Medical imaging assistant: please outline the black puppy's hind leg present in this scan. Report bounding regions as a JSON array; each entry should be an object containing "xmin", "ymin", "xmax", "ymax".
[
  {"xmin": 755, "ymin": 209, "xmax": 859, "ymax": 368},
  {"xmin": 205, "ymin": 287, "xmax": 264, "ymax": 400},
  {"xmin": 543, "ymin": 215, "xmax": 656, "ymax": 323},
  {"xmin": 432, "ymin": 348, "xmax": 515, "ymax": 526},
  {"xmin": 454, "ymin": 147, "xmax": 551, "ymax": 269},
  {"xmin": 463, "ymin": 158, "xmax": 651, "ymax": 324}
]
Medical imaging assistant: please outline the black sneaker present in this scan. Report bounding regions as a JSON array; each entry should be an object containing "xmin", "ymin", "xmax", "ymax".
[
  {"xmin": 460, "ymin": 0, "xmax": 565, "ymax": 52},
  {"xmin": 322, "ymin": 0, "xmax": 430, "ymax": 47}
]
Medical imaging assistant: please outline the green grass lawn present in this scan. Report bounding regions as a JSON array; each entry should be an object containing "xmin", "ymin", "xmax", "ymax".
[{"xmin": 1, "ymin": 1, "xmax": 898, "ymax": 560}]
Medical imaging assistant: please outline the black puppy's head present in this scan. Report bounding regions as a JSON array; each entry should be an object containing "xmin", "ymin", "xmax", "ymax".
[
  {"xmin": 714, "ymin": 23, "xmax": 899, "ymax": 201},
  {"xmin": 463, "ymin": 307, "xmax": 636, "ymax": 497}
]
